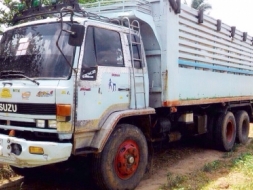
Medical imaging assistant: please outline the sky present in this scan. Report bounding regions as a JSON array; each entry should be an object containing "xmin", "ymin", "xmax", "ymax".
[
  {"xmin": 186, "ymin": 0, "xmax": 253, "ymax": 36},
  {"xmin": 0, "ymin": 0, "xmax": 253, "ymax": 36}
]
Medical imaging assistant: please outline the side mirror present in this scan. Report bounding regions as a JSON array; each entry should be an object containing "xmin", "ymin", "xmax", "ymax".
[{"xmin": 68, "ymin": 24, "xmax": 85, "ymax": 46}]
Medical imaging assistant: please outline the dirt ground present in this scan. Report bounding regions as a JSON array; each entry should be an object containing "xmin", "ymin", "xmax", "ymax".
[
  {"xmin": 136, "ymin": 145, "xmax": 223, "ymax": 190},
  {"xmin": 1, "ymin": 125, "xmax": 253, "ymax": 190},
  {"xmin": 136, "ymin": 124, "xmax": 253, "ymax": 190}
]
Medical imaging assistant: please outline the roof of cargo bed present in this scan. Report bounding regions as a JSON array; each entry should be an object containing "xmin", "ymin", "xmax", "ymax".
[{"xmin": 80, "ymin": 0, "xmax": 153, "ymax": 15}]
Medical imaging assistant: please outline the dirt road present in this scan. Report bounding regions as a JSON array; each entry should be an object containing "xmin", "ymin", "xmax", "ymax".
[
  {"xmin": 136, "ymin": 141, "xmax": 224, "ymax": 190},
  {"xmin": 1, "ymin": 126, "xmax": 253, "ymax": 190}
]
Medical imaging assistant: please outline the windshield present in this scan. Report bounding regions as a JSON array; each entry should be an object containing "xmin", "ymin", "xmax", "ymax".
[{"xmin": 0, "ymin": 22, "xmax": 75, "ymax": 79}]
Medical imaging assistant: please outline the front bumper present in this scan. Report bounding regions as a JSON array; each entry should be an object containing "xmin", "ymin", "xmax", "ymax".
[{"xmin": 0, "ymin": 134, "xmax": 72, "ymax": 168}]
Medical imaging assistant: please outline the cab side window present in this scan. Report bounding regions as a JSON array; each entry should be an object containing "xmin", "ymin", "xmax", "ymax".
[
  {"xmin": 82, "ymin": 26, "xmax": 124, "ymax": 69},
  {"xmin": 82, "ymin": 27, "xmax": 96, "ymax": 68}
]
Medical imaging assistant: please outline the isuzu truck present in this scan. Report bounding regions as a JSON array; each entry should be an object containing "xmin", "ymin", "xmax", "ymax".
[{"xmin": 0, "ymin": 0, "xmax": 252, "ymax": 189}]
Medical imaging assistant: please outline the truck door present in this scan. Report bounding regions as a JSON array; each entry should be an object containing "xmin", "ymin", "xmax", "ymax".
[{"xmin": 76, "ymin": 26, "xmax": 130, "ymax": 129}]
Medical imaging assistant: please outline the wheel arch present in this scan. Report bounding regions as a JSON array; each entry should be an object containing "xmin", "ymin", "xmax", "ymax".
[{"xmin": 90, "ymin": 108, "xmax": 155, "ymax": 153}]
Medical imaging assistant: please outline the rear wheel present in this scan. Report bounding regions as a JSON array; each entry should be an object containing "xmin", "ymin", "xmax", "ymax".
[
  {"xmin": 235, "ymin": 111, "xmax": 250, "ymax": 144},
  {"xmin": 92, "ymin": 124, "xmax": 148, "ymax": 190},
  {"xmin": 215, "ymin": 112, "xmax": 236, "ymax": 151}
]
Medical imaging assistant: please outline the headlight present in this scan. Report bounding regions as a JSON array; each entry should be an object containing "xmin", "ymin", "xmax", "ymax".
[
  {"xmin": 48, "ymin": 120, "xmax": 57, "ymax": 128},
  {"xmin": 36, "ymin": 120, "xmax": 45, "ymax": 128}
]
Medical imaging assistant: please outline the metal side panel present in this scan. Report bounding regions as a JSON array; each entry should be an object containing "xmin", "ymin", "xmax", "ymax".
[{"xmin": 177, "ymin": 67, "xmax": 253, "ymax": 100}]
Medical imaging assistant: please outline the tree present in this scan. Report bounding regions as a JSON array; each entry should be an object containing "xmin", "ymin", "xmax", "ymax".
[
  {"xmin": 0, "ymin": 0, "xmax": 17, "ymax": 27},
  {"xmin": 191, "ymin": 0, "xmax": 212, "ymax": 12},
  {"xmin": 0, "ymin": 0, "xmax": 97, "ymax": 30}
]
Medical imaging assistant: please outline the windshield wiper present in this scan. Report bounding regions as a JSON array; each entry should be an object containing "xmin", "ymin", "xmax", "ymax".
[{"xmin": 0, "ymin": 70, "xmax": 40, "ymax": 86}]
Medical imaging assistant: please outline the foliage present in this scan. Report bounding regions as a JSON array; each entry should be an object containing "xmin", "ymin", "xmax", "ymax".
[
  {"xmin": 0, "ymin": 0, "xmax": 97, "ymax": 28},
  {"xmin": 79, "ymin": 0, "xmax": 98, "ymax": 3},
  {"xmin": 167, "ymin": 172, "xmax": 187, "ymax": 188},
  {"xmin": 0, "ymin": 0, "xmax": 18, "ymax": 26},
  {"xmin": 202, "ymin": 160, "xmax": 221, "ymax": 172},
  {"xmin": 190, "ymin": 0, "xmax": 212, "ymax": 12}
]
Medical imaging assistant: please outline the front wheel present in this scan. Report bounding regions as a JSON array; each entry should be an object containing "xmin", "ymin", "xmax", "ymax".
[{"xmin": 92, "ymin": 124, "xmax": 148, "ymax": 190}]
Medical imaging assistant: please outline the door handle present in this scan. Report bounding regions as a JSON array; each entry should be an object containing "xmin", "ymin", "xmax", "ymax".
[{"xmin": 118, "ymin": 88, "xmax": 130, "ymax": 91}]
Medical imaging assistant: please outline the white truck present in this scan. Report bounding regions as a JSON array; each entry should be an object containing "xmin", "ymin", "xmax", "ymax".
[{"xmin": 0, "ymin": 0, "xmax": 252, "ymax": 189}]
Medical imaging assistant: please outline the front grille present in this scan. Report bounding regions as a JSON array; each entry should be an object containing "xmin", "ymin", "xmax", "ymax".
[
  {"xmin": 0, "ymin": 129, "xmax": 59, "ymax": 142},
  {"xmin": 0, "ymin": 103, "xmax": 56, "ymax": 115},
  {"xmin": 0, "ymin": 120, "xmax": 56, "ymax": 129},
  {"xmin": 18, "ymin": 103, "xmax": 56, "ymax": 114},
  {"xmin": 0, "ymin": 120, "xmax": 5, "ymax": 125},
  {"xmin": 10, "ymin": 121, "xmax": 36, "ymax": 128}
]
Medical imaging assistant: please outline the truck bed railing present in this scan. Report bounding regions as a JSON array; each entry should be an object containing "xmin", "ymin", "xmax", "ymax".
[{"xmin": 80, "ymin": 0, "xmax": 152, "ymax": 15}]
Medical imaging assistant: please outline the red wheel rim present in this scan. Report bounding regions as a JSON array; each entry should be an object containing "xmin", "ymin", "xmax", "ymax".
[
  {"xmin": 226, "ymin": 120, "xmax": 234, "ymax": 142},
  {"xmin": 114, "ymin": 140, "xmax": 140, "ymax": 180}
]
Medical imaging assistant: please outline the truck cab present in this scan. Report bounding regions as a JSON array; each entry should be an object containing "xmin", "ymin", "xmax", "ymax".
[
  {"xmin": 0, "ymin": 2, "xmax": 153, "ymax": 187},
  {"xmin": 0, "ymin": 19, "xmax": 76, "ymax": 166}
]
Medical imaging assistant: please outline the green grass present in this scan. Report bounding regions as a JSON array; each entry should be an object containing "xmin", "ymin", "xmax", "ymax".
[
  {"xmin": 202, "ymin": 160, "xmax": 222, "ymax": 172},
  {"xmin": 231, "ymin": 153, "xmax": 253, "ymax": 190},
  {"xmin": 167, "ymin": 172, "xmax": 188, "ymax": 189}
]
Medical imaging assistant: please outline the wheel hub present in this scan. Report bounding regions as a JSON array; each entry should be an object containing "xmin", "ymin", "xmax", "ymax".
[
  {"xmin": 114, "ymin": 140, "xmax": 140, "ymax": 180},
  {"xmin": 128, "ymin": 156, "xmax": 135, "ymax": 164}
]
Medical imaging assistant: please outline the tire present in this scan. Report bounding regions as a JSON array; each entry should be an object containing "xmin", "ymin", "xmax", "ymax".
[
  {"xmin": 215, "ymin": 112, "xmax": 236, "ymax": 151},
  {"xmin": 235, "ymin": 111, "xmax": 250, "ymax": 144},
  {"xmin": 92, "ymin": 124, "xmax": 148, "ymax": 190}
]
